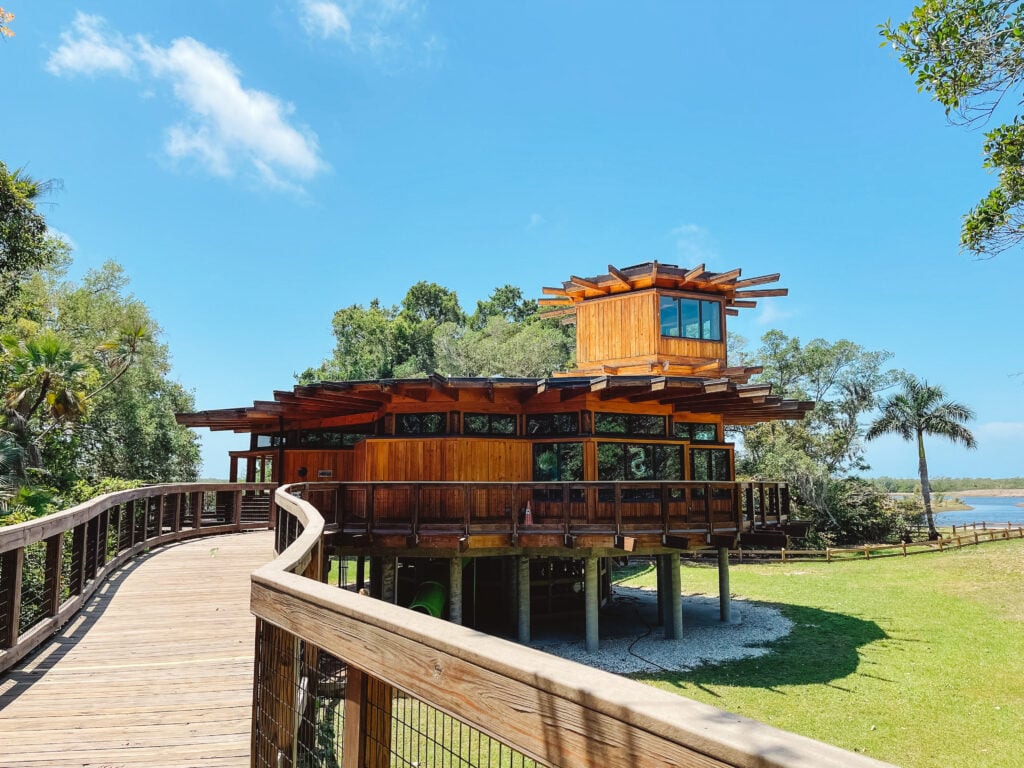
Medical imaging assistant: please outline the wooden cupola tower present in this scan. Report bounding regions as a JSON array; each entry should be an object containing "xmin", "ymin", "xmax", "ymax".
[{"xmin": 539, "ymin": 262, "xmax": 785, "ymax": 382}]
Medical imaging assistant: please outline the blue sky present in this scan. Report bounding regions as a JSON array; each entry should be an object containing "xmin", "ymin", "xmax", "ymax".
[{"xmin": 4, "ymin": 2, "xmax": 1023, "ymax": 480}]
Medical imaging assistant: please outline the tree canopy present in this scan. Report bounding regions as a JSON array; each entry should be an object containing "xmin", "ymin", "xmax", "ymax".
[
  {"xmin": 0, "ymin": 162, "xmax": 199, "ymax": 524},
  {"xmin": 298, "ymin": 282, "xmax": 574, "ymax": 383},
  {"xmin": 882, "ymin": 1, "xmax": 1024, "ymax": 255}
]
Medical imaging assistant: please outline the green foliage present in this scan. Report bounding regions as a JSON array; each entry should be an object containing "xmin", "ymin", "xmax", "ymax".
[
  {"xmin": 737, "ymin": 331, "xmax": 899, "ymax": 478},
  {"xmin": 795, "ymin": 477, "xmax": 923, "ymax": 547},
  {"xmin": 882, "ymin": 1, "xmax": 1024, "ymax": 255},
  {"xmin": 0, "ymin": 162, "xmax": 65, "ymax": 311},
  {"xmin": 300, "ymin": 282, "xmax": 574, "ymax": 383},
  {"xmin": 873, "ymin": 475, "xmax": 1024, "ymax": 492}
]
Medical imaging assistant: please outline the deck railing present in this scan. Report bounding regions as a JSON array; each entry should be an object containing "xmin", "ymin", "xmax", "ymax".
[
  {"xmin": 291, "ymin": 480, "xmax": 788, "ymax": 545},
  {"xmin": 250, "ymin": 483, "xmax": 891, "ymax": 768},
  {"xmin": 0, "ymin": 482, "xmax": 275, "ymax": 674}
]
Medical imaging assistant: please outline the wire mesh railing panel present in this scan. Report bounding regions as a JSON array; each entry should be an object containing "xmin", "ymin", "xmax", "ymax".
[
  {"xmin": 17, "ymin": 541, "xmax": 47, "ymax": 635},
  {"xmin": 252, "ymin": 618, "xmax": 544, "ymax": 768},
  {"xmin": 63, "ymin": 524, "xmax": 85, "ymax": 597}
]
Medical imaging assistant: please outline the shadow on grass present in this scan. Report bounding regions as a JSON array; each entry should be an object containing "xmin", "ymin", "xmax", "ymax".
[{"xmin": 634, "ymin": 602, "xmax": 889, "ymax": 695}]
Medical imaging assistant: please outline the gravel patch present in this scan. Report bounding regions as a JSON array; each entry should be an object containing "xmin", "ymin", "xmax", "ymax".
[{"xmin": 530, "ymin": 586, "xmax": 793, "ymax": 674}]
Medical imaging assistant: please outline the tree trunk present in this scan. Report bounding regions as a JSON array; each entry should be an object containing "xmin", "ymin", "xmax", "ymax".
[{"xmin": 918, "ymin": 430, "xmax": 937, "ymax": 540}]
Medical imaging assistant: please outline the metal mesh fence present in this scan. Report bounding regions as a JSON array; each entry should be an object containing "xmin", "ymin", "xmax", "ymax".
[
  {"xmin": 17, "ymin": 541, "xmax": 48, "ymax": 634},
  {"xmin": 242, "ymin": 490, "xmax": 273, "ymax": 524},
  {"xmin": 252, "ymin": 617, "xmax": 543, "ymax": 768}
]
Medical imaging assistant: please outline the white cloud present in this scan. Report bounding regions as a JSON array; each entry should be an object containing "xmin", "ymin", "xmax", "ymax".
[
  {"xmin": 304, "ymin": 0, "xmax": 442, "ymax": 67},
  {"xmin": 755, "ymin": 299, "xmax": 795, "ymax": 327},
  {"xmin": 527, "ymin": 213, "xmax": 546, "ymax": 230},
  {"xmin": 45, "ymin": 14, "xmax": 325, "ymax": 190},
  {"xmin": 299, "ymin": 1, "xmax": 351, "ymax": 39},
  {"xmin": 670, "ymin": 223, "xmax": 715, "ymax": 265},
  {"xmin": 46, "ymin": 12, "xmax": 133, "ymax": 77},
  {"xmin": 137, "ymin": 36, "xmax": 324, "ymax": 183},
  {"xmin": 46, "ymin": 227, "xmax": 76, "ymax": 250}
]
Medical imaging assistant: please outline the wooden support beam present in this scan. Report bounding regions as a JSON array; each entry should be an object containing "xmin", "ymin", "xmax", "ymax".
[
  {"xmin": 538, "ymin": 298, "xmax": 574, "ymax": 306},
  {"xmin": 734, "ymin": 288, "xmax": 789, "ymax": 298},
  {"xmin": 568, "ymin": 275, "xmax": 608, "ymax": 292},
  {"xmin": 725, "ymin": 308, "xmax": 739, "ymax": 316},
  {"xmin": 541, "ymin": 286, "xmax": 571, "ymax": 296},
  {"xmin": 728, "ymin": 300, "xmax": 758, "ymax": 308},
  {"xmin": 428, "ymin": 374, "xmax": 459, "ymax": 401},
  {"xmin": 607, "ymin": 264, "xmax": 633, "ymax": 288},
  {"xmin": 683, "ymin": 263, "xmax": 706, "ymax": 281},
  {"xmin": 705, "ymin": 268, "xmax": 742, "ymax": 285},
  {"xmin": 733, "ymin": 272, "xmax": 781, "ymax": 289}
]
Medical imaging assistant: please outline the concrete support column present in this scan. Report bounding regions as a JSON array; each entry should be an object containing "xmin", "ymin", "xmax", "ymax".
[
  {"xmin": 381, "ymin": 557, "xmax": 397, "ymax": 604},
  {"xmin": 517, "ymin": 556, "xmax": 531, "ymax": 643},
  {"xmin": 655, "ymin": 555, "xmax": 665, "ymax": 626},
  {"xmin": 449, "ymin": 557, "xmax": 463, "ymax": 625},
  {"xmin": 668, "ymin": 552, "xmax": 683, "ymax": 640},
  {"xmin": 585, "ymin": 556, "xmax": 599, "ymax": 653},
  {"xmin": 718, "ymin": 547, "xmax": 731, "ymax": 623}
]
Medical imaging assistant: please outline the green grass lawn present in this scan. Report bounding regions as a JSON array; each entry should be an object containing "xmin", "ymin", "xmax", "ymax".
[{"xmin": 616, "ymin": 540, "xmax": 1024, "ymax": 768}]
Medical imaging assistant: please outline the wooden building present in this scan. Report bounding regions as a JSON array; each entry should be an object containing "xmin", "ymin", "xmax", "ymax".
[{"xmin": 178, "ymin": 262, "xmax": 811, "ymax": 650}]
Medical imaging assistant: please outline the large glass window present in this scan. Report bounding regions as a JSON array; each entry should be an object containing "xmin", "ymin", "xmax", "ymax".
[
  {"xmin": 463, "ymin": 413, "xmax": 516, "ymax": 435},
  {"xmin": 673, "ymin": 422, "xmax": 718, "ymax": 442},
  {"xmin": 594, "ymin": 412, "xmax": 666, "ymax": 436},
  {"xmin": 395, "ymin": 413, "xmax": 446, "ymax": 435},
  {"xmin": 597, "ymin": 443, "xmax": 684, "ymax": 481},
  {"xmin": 659, "ymin": 296, "xmax": 722, "ymax": 341},
  {"xmin": 690, "ymin": 448, "xmax": 731, "ymax": 481},
  {"xmin": 526, "ymin": 412, "xmax": 579, "ymax": 435},
  {"xmin": 532, "ymin": 443, "xmax": 583, "ymax": 481}
]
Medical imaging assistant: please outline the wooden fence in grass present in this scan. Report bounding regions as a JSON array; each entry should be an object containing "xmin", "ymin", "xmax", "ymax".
[{"xmin": 679, "ymin": 523, "xmax": 1024, "ymax": 564}]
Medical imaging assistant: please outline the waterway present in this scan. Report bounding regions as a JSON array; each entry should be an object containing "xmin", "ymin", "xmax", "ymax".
[{"xmin": 934, "ymin": 496, "xmax": 1024, "ymax": 527}]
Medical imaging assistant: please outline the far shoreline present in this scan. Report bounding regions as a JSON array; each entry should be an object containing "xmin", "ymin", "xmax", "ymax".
[{"xmin": 942, "ymin": 488, "xmax": 1024, "ymax": 498}]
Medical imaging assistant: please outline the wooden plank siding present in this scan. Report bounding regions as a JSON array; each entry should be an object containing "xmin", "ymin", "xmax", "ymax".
[{"xmin": 576, "ymin": 291, "xmax": 659, "ymax": 368}]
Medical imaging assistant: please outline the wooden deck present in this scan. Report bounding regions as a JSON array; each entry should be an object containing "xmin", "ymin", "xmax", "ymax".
[{"xmin": 0, "ymin": 531, "xmax": 273, "ymax": 767}]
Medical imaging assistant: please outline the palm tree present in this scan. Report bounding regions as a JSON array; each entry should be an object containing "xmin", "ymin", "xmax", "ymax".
[{"xmin": 866, "ymin": 375, "xmax": 977, "ymax": 540}]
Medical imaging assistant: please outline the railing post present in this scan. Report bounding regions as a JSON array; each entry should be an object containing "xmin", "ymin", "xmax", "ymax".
[
  {"xmin": 342, "ymin": 666, "xmax": 367, "ymax": 768},
  {"xmin": 70, "ymin": 523, "xmax": 87, "ymax": 596},
  {"xmin": 44, "ymin": 532, "xmax": 63, "ymax": 617},
  {"xmin": 233, "ymin": 489, "xmax": 243, "ymax": 530},
  {"xmin": 0, "ymin": 547, "xmax": 24, "ymax": 649}
]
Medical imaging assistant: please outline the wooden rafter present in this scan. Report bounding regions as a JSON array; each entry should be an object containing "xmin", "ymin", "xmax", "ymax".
[
  {"xmin": 705, "ymin": 268, "xmax": 742, "ymax": 285},
  {"xmin": 734, "ymin": 288, "xmax": 788, "ymax": 299},
  {"xmin": 567, "ymin": 274, "xmax": 608, "ymax": 293},
  {"xmin": 607, "ymin": 264, "xmax": 633, "ymax": 288},
  {"xmin": 733, "ymin": 273, "xmax": 781, "ymax": 289}
]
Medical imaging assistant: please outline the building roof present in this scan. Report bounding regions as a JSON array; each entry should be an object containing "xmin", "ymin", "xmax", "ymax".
[
  {"xmin": 175, "ymin": 374, "xmax": 813, "ymax": 433},
  {"xmin": 538, "ymin": 261, "xmax": 786, "ymax": 322}
]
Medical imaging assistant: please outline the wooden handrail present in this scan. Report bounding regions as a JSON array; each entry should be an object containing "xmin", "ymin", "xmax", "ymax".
[
  {"xmin": 252, "ymin": 483, "xmax": 892, "ymax": 768},
  {"xmin": 0, "ymin": 482, "xmax": 275, "ymax": 674}
]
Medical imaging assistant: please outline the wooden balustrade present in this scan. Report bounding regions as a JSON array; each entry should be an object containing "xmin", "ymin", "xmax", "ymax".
[
  {"xmin": 250, "ymin": 483, "xmax": 890, "ymax": 768},
  {"xmin": 0, "ymin": 482, "xmax": 275, "ymax": 674},
  {"xmin": 291, "ymin": 480, "xmax": 788, "ymax": 549}
]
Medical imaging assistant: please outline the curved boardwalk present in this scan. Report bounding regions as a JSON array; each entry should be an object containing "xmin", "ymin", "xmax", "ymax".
[{"xmin": 0, "ymin": 531, "xmax": 273, "ymax": 768}]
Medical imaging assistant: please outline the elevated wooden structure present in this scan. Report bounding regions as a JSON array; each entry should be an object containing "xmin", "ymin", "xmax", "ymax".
[{"xmin": 176, "ymin": 261, "xmax": 812, "ymax": 646}]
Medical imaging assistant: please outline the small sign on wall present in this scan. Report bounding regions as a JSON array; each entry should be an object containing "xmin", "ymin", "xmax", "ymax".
[{"xmin": 318, "ymin": 469, "xmax": 333, "ymax": 479}]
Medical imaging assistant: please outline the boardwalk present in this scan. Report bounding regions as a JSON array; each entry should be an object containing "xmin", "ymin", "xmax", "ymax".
[{"xmin": 0, "ymin": 531, "xmax": 273, "ymax": 768}]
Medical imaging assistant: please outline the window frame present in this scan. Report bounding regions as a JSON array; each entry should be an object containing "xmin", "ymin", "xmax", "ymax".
[{"xmin": 659, "ymin": 294, "xmax": 723, "ymax": 342}]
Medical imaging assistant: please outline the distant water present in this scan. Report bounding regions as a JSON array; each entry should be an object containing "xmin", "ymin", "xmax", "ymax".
[{"xmin": 933, "ymin": 496, "xmax": 1024, "ymax": 527}]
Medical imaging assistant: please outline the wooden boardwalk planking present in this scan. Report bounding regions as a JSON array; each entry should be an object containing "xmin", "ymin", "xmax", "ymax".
[{"xmin": 0, "ymin": 531, "xmax": 273, "ymax": 768}]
